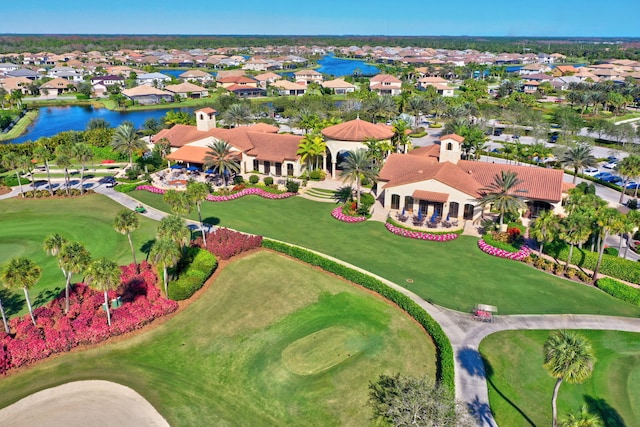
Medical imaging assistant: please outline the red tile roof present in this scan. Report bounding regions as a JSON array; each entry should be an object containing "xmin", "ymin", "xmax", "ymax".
[
  {"xmin": 440, "ymin": 134, "xmax": 465, "ymax": 143},
  {"xmin": 412, "ymin": 190, "xmax": 449, "ymax": 203},
  {"xmin": 322, "ymin": 118, "xmax": 394, "ymax": 141}
]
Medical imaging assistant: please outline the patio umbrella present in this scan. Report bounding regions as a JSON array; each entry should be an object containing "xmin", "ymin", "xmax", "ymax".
[
  {"xmin": 205, "ymin": 169, "xmax": 214, "ymax": 174},
  {"xmin": 417, "ymin": 209, "xmax": 423, "ymax": 221},
  {"xmin": 187, "ymin": 166, "xmax": 200, "ymax": 171},
  {"xmin": 446, "ymin": 213, "xmax": 450, "ymax": 221},
  {"xmin": 170, "ymin": 164, "xmax": 183, "ymax": 170},
  {"xmin": 401, "ymin": 207, "xmax": 406, "ymax": 216},
  {"xmin": 431, "ymin": 212, "xmax": 437, "ymax": 222}
]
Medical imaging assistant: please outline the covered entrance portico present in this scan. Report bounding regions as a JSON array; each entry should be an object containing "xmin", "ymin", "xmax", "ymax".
[{"xmin": 412, "ymin": 190, "xmax": 448, "ymax": 219}]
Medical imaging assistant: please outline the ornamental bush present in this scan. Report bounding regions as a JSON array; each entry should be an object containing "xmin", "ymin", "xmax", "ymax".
[
  {"xmin": 168, "ymin": 248, "xmax": 217, "ymax": 301},
  {"xmin": 596, "ymin": 277, "xmax": 640, "ymax": 306},
  {"xmin": 544, "ymin": 241, "xmax": 640, "ymax": 284},
  {"xmin": 263, "ymin": 176, "xmax": 274, "ymax": 186},
  {"xmin": 249, "ymin": 174, "xmax": 259, "ymax": 184},
  {"xmin": 261, "ymin": 239, "xmax": 454, "ymax": 391},
  {"xmin": 197, "ymin": 227, "xmax": 263, "ymax": 260}
]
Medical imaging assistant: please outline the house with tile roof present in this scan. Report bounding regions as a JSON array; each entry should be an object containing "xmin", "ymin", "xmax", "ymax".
[
  {"xmin": 136, "ymin": 72, "xmax": 172, "ymax": 87},
  {"xmin": 376, "ymin": 134, "xmax": 568, "ymax": 222},
  {"xmin": 271, "ymin": 80, "xmax": 307, "ymax": 96},
  {"xmin": 152, "ymin": 109, "xmax": 303, "ymax": 177},
  {"xmin": 254, "ymin": 72, "xmax": 282, "ymax": 89},
  {"xmin": 0, "ymin": 77, "xmax": 33, "ymax": 95},
  {"xmin": 178, "ymin": 69, "xmax": 215, "ymax": 84},
  {"xmin": 321, "ymin": 78, "xmax": 356, "ymax": 94},
  {"xmin": 39, "ymin": 77, "xmax": 77, "ymax": 96},
  {"xmin": 293, "ymin": 69, "xmax": 323, "ymax": 85},
  {"xmin": 165, "ymin": 82, "xmax": 209, "ymax": 99},
  {"xmin": 369, "ymin": 74, "xmax": 402, "ymax": 96},
  {"xmin": 122, "ymin": 85, "xmax": 174, "ymax": 105}
]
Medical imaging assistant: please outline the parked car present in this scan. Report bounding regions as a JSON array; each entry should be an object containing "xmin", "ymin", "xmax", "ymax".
[
  {"xmin": 493, "ymin": 128, "xmax": 504, "ymax": 136},
  {"xmin": 594, "ymin": 172, "xmax": 613, "ymax": 180},
  {"xmin": 583, "ymin": 168, "xmax": 599, "ymax": 176},
  {"xmin": 606, "ymin": 156, "xmax": 619, "ymax": 163},
  {"xmin": 626, "ymin": 182, "xmax": 639, "ymax": 190},
  {"xmin": 549, "ymin": 133, "xmax": 559, "ymax": 143},
  {"xmin": 604, "ymin": 176, "xmax": 623, "ymax": 185},
  {"xmin": 603, "ymin": 161, "xmax": 618, "ymax": 169}
]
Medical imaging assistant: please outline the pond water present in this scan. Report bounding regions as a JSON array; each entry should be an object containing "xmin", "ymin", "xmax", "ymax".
[
  {"xmin": 158, "ymin": 69, "xmax": 216, "ymax": 79},
  {"xmin": 7, "ymin": 106, "xmax": 194, "ymax": 144},
  {"xmin": 316, "ymin": 53, "xmax": 379, "ymax": 77}
]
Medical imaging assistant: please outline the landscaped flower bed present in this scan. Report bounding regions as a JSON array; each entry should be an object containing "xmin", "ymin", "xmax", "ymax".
[
  {"xmin": 478, "ymin": 239, "xmax": 531, "ymax": 261},
  {"xmin": 135, "ymin": 185, "xmax": 296, "ymax": 201},
  {"xmin": 331, "ymin": 206, "xmax": 367, "ymax": 223},
  {"xmin": 0, "ymin": 261, "xmax": 178, "ymax": 375},
  {"xmin": 384, "ymin": 222, "xmax": 459, "ymax": 241},
  {"xmin": 195, "ymin": 228, "xmax": 263, "ymax": 260}
]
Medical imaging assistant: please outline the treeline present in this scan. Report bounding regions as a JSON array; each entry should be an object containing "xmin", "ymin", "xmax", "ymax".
[{"xmin": 1, "ymin": 35, "xmax": 639, "ymax": 60}]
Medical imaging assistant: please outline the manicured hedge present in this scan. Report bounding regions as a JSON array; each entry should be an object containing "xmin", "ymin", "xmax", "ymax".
[
  {"xmin": 481, "ymin": 233, "xmax": 520, "ymax": 253},
  {"xmin": 261, "ymin": 238, "xmax": 454, "ymax": 391},
  {"xmin": 114, "ymin": 182, "xmax": 141, "ymax": 193},
  {"xmin": 544, "ymin": 241, "xmax": 640, "ymax": 284},
  {"xmin": 168, "ymin": 248, "xmax": 217, "ymax": 300},
  {"xmin": 596, "ymin": 278, "xmax": 640, "ymax": 306},
  {"xmin": 386, "ymin": 217, "xmax": 464, "ymax": 235}
]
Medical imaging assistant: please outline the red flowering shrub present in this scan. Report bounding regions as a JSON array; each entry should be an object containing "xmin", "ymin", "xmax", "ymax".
[
  {"xmin": 0, "ymin": 262, "xmax": 178, "ymax": 375},
  {"xmin": 196, "ymin": 228, "xmax": 263, "ymax": 260}
]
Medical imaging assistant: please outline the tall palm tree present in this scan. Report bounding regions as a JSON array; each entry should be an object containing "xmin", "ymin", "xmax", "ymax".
[
  {"xmin": 297, "ymin": 137, "xmax": 316, "ymax": 178},
  {"xmin": 0, "ymin": 295, "xmax": 9, "ymax": 334},
  {"xmin": 55, "ymin": 145, "xmax": 73, "ymax": 196},
  {"xmin": 158, "ymin": 215, "xmax": 190, "ymax": 253},
  {"xmin": 186, "ymin": 181, "xmax": 210, "ymax": 245},
  {"xmin": 366, "ymin": 96, "xmax": 397, "ymax": 123},
  {"xmin": 1, "ymin": 152, "xmax": 27, "ymax": 197},
  {"xmin": 529, "ymin": 210, "xmax": 560, "ymax": 256},
  {"xmin": 113, "ymin": 209, "xmax": 140, "ymax": 269},
  {"xmin": 84, "ymin": 258, "xmax": 121, "ymax": 327},
  {"xmin": 338, "ymin": 148, "xmax": 378, "ymax": 209},
  {"xmin": 591, "ymin": 207, "xmax": 622, "ymax": 283},
  {"xmin": 406, "ymin": 95, "xmax": 427, "ymax": 129},
  {"xmin": 72, "ymin": 142, "xmax": 93, "ymax": 195},
  {"xmin": 561, "ymin": 144, "xmax": 597, "ymax": 184},
  {"xmin": 560, "ymin": 404, "xmax": 603, "ymax": 427},
  {"xmin": 58, "ymin": 241, "xmax": 91, "ymax": 314},
  {"xmin": 430, "ymin": 96, "xmax": 448, "ymax": 120},
  {"xmin": 33, "ymin": 142, "xmax": 55, "ymax": 196},
  {"xmin": 111, "ymin": 122, "xmax": 146, "ymax": 167},
  {"xmin": 479, "ymin": 171, "xmax": 527, "ymax": 227},
  {"xmin": 1, "ymin": 257, "xmax": 42, "ymax": 326},
  {"xmin": 222, "ymin": 103, "xmax": 251, "ymax": 128},
  {"xmin": 615, "ymin": 155, "xmax": 640, "ymax": 204},
  {"xmin": 559, "ymin": 212, "xmax": 592, "ymax": 271},
  {"xmin": 43, "ymin": 233, "xmax": 69, "ymax": 279},
  {"xmin": 150, "ymin": 238, "xmax": 181, "ymax": 298},
  {"xmin": 163, "ymin": 189, "xmax": 194, "ymax": 217},
  {"xmin": 392, "ymin": 120, "xmax": 411, "ymax": 153},
  {"xmin": 203, "ymin": 140, "xmax": 240, "ymax": 189},
  {"xmin": 544, "ymin": 330, "xmax": 596, "ymax": 427}
]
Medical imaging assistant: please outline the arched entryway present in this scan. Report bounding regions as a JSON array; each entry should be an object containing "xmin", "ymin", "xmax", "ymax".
[{"xmin": 526, "ymin": 201, "xmax": 552, "ymax": 218}]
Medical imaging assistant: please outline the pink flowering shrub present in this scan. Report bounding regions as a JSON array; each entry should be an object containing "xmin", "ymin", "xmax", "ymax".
[
  {"xmin": 331, "ymin": 206, "xmax": 367, "ymax": 223},
  {"xmin": 135, "ymin": 185, "xmax": 295, "ymax": 201},
  {"xmin": 384, "ymin": 222, "xmax": 459, "ymax": 242},
  {"xmin": 477, "ymin": 239, "xmax": 531, "ymax": 261},
  {"xmin": 0, "ymin": 261, "xmax": 178, "ymax": 375},
  {"xmin": 195, "ymin": 228, "xmax": 263, "ymax": 260}
]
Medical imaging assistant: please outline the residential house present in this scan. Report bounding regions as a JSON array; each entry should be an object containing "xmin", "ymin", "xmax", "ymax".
[
  {"xmin": 320, "ymin": 78, "xmax": 356, "ymax": 94},
  {"xmin": 47, "ymin": 66, "xmax": 83, "ymax": 82},
  {"xmin": 178, "ymin": 69, "xmax": 215, "ymax": 84},
  {"xmin": 552, "ymin": 65, "xmax": 579, "ymax": 76},
  {"xmin": 293, "ymin": 69, "xmax": 323, "ymax": 85},
  {"xmin": 225, "ymin": 85, "xmax": 266, "ymax": 98},
  {"xmin": 369, "ymin": 74, "xmax": 402, "ymax": 96},
  {"xmin": 254, "ymin": 72, "xmax": 282, "ymax": 89},
  {"xmin": 0, "ymin": 63, "xmax": 20, "ymax": 75},
  {"xmin": 376, "ymin": 134, "xmax": 568, "ymax": 222},
  {"xmin": 165, "ymin": 82, "xmax": 209, "ymax": 99},
  {"xmin": 217, "ymin": 75, "xmax": 258, "ymax": 89},
  {"xmin": 136, "ymin": 72, "xmax": 172, "ymax": 87},
  {"xmin": 122, "ymin": 85, "xmax": 174, "ymax": 105},
  {"xmin": 518, "ymin": 63, "xmax": 552, "ymax": 75},
  {"xmin": 522, "ymin": 80, "xmax": 540, "ymax": 94},
  {"xmin": 40, "ymin": 78, "xmax": 77, "ymax": 96},
  {"xmin": 271, "ymin": 80, "xmax": 307, "ymax": 96},
  {"xmin": 6, "ymin": 68, "xmax": 39, "ymax": 80},
  {"xmin": 0, "ymin": 76, "xmax": 32, "ymax": 95}
]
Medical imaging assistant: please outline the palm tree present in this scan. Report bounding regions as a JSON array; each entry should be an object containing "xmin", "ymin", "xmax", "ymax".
[
  {"xmin": 561, "ymin": 404, "xmax": 603, "ymax": 427},
  {"xmin": 158, "ymin": 215, "xmax": 190, "ymax": 253},
  {"xmin": 1, "ymin": 152, "xmax": 27, "ymax": 197},
  {"xmin": 615, "ymin": 155, "xmax": 640, "ymax": 204},
  {"xmin": 366, "ymin": 96, "xmax": 397, "ymax": 123},
  {"xmin": 186, "ymin": 181, "xmax": 210, "ymax": 245},
  {"xmin": 222, "ymin": 103, "xmax": 251, "ymax": 128},
  {"xmin": 430, "ymin": 96, "xmax": 448, "ymax": 120},
  {"xmin": 406, "ymin": 95, "xmax": 427, "ymax": 129},
  {"xmin": 72, "ymin": 142, "xmax": 93, "ymax": 195},
  {"xmin": 113, "ymin": 209, "xmax": 140, "ymax": 269},
  {"xmin": 84, "ymin": 258, "xmax": 121, "ymax": 326},
  {"xmin": 0, "ymin": 295, "xmax": 9, "ymax": 334},
  {"xmin": 559, "ymin": 212, "xmax": 593, "ymax": 271},
  {"xmin": 591, "ymin": 207, "xmax": 622, "ymax": 283},
  {"xmin": 544, "ymin": 330, "xmax": 596, "ymax": 427},
  {"xmin": 1, "ymin": 257, "xmax": 42, "ymax": 326},
  {"xmin": 150, "ymin": 238, "xmax": 181, "ymax": 298},
  {"xmin": 43, "ymin": 233, "xmax": 69, "ymax": 279},
  {"xmin": 338, "ymin": 148, "xmax": 377, "ymax": 209},
  {"xmin": 111, "ymin": 122, "xmax": 146, "ymax": 167},
  {"xmin": 529, "ymin": 210, "xmax": 560, "ymax": 256},
  {"xmin": 203, "ymin": 140, "xmax": 240, "ymax": 188},
  {"xmin": 392, "ymin": 120, "xmax": 411, "ymax": 153},
  {"xmin": 33, "ymin": 143, "xmax": 55, "ymax": 196},
  {"xmin": 55, "ymin": 145, "xmax": 73, "ymax": 196},
  {"xmin": 163, "ymin": 189, "xmax": 194, "ymax": 217},
  {"xmin": 297, "ymin": 136, "xmax": 316, "ymax": 178},
  {"xmin": 479, "ymin": 171, "xmax": 527, "ymax": 227},
  {"xmin": 58, "ymin": 241, "xmax": 91, "ymax": 314},
  {"xmin": 561, "ymin": 144, "xmax": 597, "ymax": 184}
]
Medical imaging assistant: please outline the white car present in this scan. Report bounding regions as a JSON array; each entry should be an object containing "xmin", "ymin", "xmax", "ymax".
[
  {"xmin": 603, "ymin": 162, "xmax": 618, "ymax": 169},
  {"xmin": 583, "ymin": 168, "xmax": 599, "ymax": 176}
]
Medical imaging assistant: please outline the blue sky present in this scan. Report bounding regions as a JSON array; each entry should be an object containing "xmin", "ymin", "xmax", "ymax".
[{"xmin": 2, "ymin": 0, "xmax": 639, "ymax": 37}]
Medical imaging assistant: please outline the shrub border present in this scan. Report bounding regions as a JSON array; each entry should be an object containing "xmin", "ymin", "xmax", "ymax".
[
  {"xmin": 386, "ymin": 217, "xmax": 463, "ymax": 236},
  {"xmin": 261, "ymin": 238, "xmax": 454, "ymax": 390}
]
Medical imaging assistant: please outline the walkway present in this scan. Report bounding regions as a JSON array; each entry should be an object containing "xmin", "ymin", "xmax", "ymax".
[{"xmin": 4, "ymin": 184, "xmax": 640, "ymax": 426}]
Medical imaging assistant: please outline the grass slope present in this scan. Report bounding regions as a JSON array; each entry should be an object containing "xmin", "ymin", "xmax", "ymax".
[
  {"xmin": 0, "ymin": 194, "xmax": 157, "ymax": 317},
  {"xmin": 480, "ymin": 330, "xmax": 640, "ymax": 426},
  {"xmin": 0, "ymin": 251, "xmax": 436, "ymax": 426},
  {"xmin": 131, "ymin": 191, "xmax": 640, "ymax": 317}
]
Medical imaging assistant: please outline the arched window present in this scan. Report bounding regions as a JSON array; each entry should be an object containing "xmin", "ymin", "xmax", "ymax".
[
  {"xmin": 463, "ymin": 204, "xmax": 475, "ymax": 220},
  {"xmin": 448, "ymin": 202, "xmax": 459, "ymax": 218},
  {"xmin": 391, "ymin": 194, "xmax": 400, "ymax": 210},
  {"xmin": 404, "ymin": 196, "xmax": 414, "ymax": 211},
  {"xmin": 447, "ymin": 142, "xmax": 453, "ymax": 151}
]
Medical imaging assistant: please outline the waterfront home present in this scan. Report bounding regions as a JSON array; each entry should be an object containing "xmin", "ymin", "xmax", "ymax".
[
  {"xmin": 271, "ymin": 80, "xmax": 306, "ymax": 96},
  {"xmin": 369, "ymin": 74, "xmax": 402, "ymax": 96},
  {"xmin": 178, "ymin": 69, "xmax": 215, "ymax": 84},
  {"xmin": 293, "ymin": 69, "xmax": 323, "ymax": 85},
  {"xmin": 136, "ymin": 72, "xmax": 172, "ymax": 87},
  {"xmin": 254, "ymin": 72, "xmax": 282, "ymax": 88},
  {"xmin": 0, "ymin": 77, "xmax": 33, "ymax": 95},
  {"xmin": 320, "ymin": 78, "xmax": 356, "ymax": 94},
  {"xmin": 165, "ymin": 82, "xmax": 209, "ymax": 99},
  {"xmin": 39, "ymin": 78, "xmax": 77, "ymax": 96},
  {"xmin": 122, "ymin": 85, "xmax": 174, "ymax": 105}
]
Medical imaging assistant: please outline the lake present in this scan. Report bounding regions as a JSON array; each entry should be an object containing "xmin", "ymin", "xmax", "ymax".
[
  {"xmin": 7, "ymin": 106, "xmax": 194, "ymax": 144},
  {"xmin": 316, "ymin": 53, "xmax": 379, "ymax": 77},
  {"xmin": 159, "ymin": 69, "xmax": 216, "ymax": 79}
]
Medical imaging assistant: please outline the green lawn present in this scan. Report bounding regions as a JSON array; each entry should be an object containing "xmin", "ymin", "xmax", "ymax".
[
  {"xmin": 0, "ymin": 194, "xmax": 158, "ymax": 317},
  {"xmin": 0, "ymin": 251, "xmax": 436, "ymax": 426},
  {"xmin": 480, "ymin": 330, "xmax": 640, "ymax": 426},
  {"xmin": 131, "ymin": 191, "xmax": 640, "ymax": 317}
]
